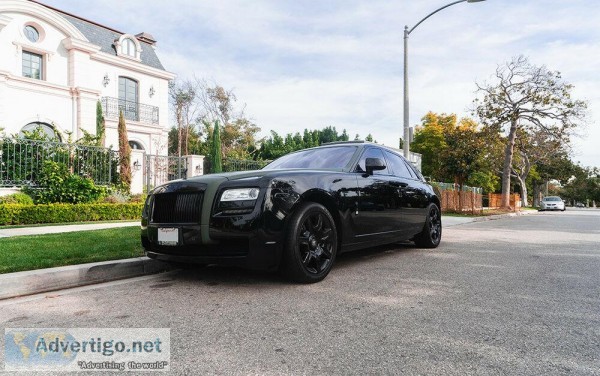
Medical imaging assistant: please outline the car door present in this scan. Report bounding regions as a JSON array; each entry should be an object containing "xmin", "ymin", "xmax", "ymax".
[
  {"xmin": 354, "ymin": 147, "xmax": 407, "ymax": 240},
  {"xmin": 384, "ymin": 151, "xmax": 430, "ymax": 235}
]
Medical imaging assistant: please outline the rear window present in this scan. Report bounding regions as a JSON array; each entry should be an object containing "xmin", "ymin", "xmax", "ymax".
[{"xmin": 263, "ymin": 146, "xmax": 357, "ymax": 170}]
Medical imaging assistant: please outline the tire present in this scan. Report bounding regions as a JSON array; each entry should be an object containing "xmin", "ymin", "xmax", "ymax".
[
  {"xmin": 414, "ymin": 203, "xmax": 442, "ymax": 248},
  {"xmin": 280, "ymin": 202, "xmax": 338, "ymax": 283}
]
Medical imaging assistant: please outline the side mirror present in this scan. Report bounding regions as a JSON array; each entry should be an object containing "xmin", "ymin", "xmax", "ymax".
[{"xmin": 365, "ymin": 158, "xmax": 386, "ymax": 175}]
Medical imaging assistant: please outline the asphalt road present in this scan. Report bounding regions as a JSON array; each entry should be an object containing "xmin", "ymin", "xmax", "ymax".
[{"xmin": 1, "ymin": 208, "xmax": 599, "ymax": 375}]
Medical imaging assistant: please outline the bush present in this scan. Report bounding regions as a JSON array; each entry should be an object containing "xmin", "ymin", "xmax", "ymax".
[
  {"xmin": 102, "ymin": 190, "xmax": 130, "ymax": 204},
  {"xmin": 23, "ymin": 161, "xmax": 106, "ymax": 204},
  {"xmin": 0, "ymin": 203, "xmax": 143, "ymax": 226},
  {"xmin": 0, "ymin": 192, "xmax": 34, "ymax": 205}
]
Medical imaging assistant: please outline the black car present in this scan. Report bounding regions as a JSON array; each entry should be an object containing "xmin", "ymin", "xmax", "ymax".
[{"xmin": 141, "ymin": 141, "xmax": 442, "ymax": 283}]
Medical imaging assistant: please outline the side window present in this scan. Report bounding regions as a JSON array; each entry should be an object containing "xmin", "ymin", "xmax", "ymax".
[
  {"xmin": 404, "ymin": 160, "xmax": 424, "ymax": 181},
  {"xmin": 385, "ymin": 151, "xmax": 412, "ymax": 179},
  {"xmin": 356, "ymin": 148, "xmax": 389, "ymax": 175}
]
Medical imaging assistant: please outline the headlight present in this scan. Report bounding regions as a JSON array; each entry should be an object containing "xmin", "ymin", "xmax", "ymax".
[{"xmin": 220, "ymin": 188, "xmax": 260, "ymax": 202}]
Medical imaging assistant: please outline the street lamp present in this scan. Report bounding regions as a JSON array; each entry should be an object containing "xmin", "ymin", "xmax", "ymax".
[{"xmin": 403, "ymin": 0, "xmax": 485, "ymax": 158}]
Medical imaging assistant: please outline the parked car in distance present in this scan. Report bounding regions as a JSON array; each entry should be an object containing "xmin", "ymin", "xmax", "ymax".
[
  {"xmin": 539, "ymin": 196, "xmax": 566, "ymax": 211},
  {"xmin": 575, "ymin": 202, "xmax": 585, "ymax": 208},
  {"xmin": 141, "ymin": 141, "xmax": 442, "ymax": 283}
]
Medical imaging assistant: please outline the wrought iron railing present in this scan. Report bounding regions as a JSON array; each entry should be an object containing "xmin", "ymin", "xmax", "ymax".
[
  {"xmin": 222, "ymin": 158, "xmax": 271, "ymax": 172},
  {"xmin": 0, "ymin": 138, "xmax": 117, "ymax": 187},
  {"xmin": 430, "ymin": 182, "xmax": 483, "ymax": 194},
  {"xmin": 101, "ymin": 96, "xmax": 159, "ymax": 125},
  {"xmin": 144, "ymin": 154, "xmax": 187, "ymax": 192}
]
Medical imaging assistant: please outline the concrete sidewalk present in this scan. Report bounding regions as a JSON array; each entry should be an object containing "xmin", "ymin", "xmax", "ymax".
[{"xmin": 0, "ymin": 221, "xmax": 139, "ymax": 238}]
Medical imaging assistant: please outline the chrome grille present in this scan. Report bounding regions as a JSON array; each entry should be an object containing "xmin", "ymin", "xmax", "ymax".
[{"xmin": 152, "ymin": 192, "xmax": 203, "ymax": 223}]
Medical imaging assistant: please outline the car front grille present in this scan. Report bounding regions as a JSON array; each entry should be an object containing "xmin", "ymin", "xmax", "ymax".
[{"xmin": 152, "ymin": 191, "xmax": 204, "ymax": 224}]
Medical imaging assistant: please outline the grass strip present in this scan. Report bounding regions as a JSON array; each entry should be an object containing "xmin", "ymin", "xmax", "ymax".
[
  {"xmin": 0, "ymin": 219, "xmax": 138, "ymax": 230},
  {"xmin": 0, "ymin": 227, "xmax": 143, "ymax": 274}
]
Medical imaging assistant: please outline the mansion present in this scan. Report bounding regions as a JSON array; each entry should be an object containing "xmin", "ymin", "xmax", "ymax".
[{"xmin": 0, "ymin": 0, "xmax": 175, "ymax": 154}]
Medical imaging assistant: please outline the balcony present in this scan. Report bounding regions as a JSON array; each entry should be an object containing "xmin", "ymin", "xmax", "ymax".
[{"xmin": 101, "ymin": 97, "xmax": 159, "ymax": 125}]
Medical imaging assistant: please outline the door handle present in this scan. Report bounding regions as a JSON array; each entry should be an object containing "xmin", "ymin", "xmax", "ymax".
[{"xmin": 390, "ymin": 182, "xmax": 408, "ymax": 188}]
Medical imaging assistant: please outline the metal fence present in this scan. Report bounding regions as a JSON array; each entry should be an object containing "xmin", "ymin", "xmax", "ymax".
[
  {"xmin": 145, "ymin": 154, "xmax": 187, "ymax": 192},
  {"xmin": 0, "ymin": 137, "xmax": 116, "ymax": 187},
  {"xmin": 223, "ymin": 158, "xmax": 270, "ymax": 172},
  {"xmin": 430, "ymin": 182, "xmax": 483, "ymax": 194}
]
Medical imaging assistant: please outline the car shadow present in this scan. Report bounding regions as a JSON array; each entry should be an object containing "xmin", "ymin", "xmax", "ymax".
[
  {"xmin": 160, "ymin": 241, "xmax": 420, "ymax": 285},
  {"xmin": 333, "ymin": 241, "xmax": 418, "ymax": 269}
]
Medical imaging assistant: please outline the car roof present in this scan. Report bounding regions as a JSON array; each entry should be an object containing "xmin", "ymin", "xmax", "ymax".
[{"xmin": 321, "ymin": 140, "xmax": 405, "ymax": 156}]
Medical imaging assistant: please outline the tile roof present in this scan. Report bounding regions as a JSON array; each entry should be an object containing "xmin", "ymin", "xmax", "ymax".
[
  {"xmin": 37, "ymin": 3, "xmax": 166, "ymax": 71},
  {"xmin": 59, "ymin": 13, "xmax": 165, "ymax": 71}
]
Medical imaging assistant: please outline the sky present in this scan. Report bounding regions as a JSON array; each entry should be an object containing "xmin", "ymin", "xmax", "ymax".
[{"xmin": 42, "ymin": 0, "xmax": 600, "ymax": 168}]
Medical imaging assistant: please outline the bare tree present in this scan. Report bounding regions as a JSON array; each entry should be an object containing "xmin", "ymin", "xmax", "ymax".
[
  {"xmin": 511, "ymin": 130, "xmax": 565, "ymax": 207},
  {"xmin": 474, "ymin": 56, "xmax": 587, "ymax": 208},
  {"xmin": 169, "ymin": 79, "xmax": 199, "ymax": 157}
]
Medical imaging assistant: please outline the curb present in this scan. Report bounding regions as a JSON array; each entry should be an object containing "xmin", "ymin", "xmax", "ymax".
[
  {"xmin": 470, "ymin": 210, "xmax": 538, "ymax": 222},
  {"xmin": 0, "ymin": 257, "xmax": 175, "ymax": 300}
]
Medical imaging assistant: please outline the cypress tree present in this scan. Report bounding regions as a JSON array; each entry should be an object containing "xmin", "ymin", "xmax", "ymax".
[
  {"xmin": 212, "ymin": 120, "xmax": 222, "ymax": 173},
  {"xmin": 118, "ymin": 110, "xmax": 132, "ymax": 191},
  {"xmin": 96, "ymin": 100, "xmax": 105, "ymax": 146}
]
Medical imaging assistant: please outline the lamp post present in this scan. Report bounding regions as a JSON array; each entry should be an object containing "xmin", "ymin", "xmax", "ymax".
[{"xmin": 403, "ymin": 0, "xmax": 485, "ymax": 158}]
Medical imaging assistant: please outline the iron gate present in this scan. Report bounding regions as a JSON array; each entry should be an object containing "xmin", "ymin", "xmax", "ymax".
[{"xmin": 144, "ymin": 154, "xmax": 187, "ymax": 192}]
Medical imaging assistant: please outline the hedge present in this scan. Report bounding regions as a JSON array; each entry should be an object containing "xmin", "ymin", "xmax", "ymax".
[{"xmin": 0, "ymin": 203, "xmax": 143, "ymax": 226}]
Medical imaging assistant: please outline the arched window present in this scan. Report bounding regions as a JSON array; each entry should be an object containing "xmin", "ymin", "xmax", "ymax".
[
  {"xmin": 19, "ymin": 122, "xmax": 61, "ymax": 141},
  {"xmin": 24, "ymin": 25, "xmax": 40, "ymax": 43},
  {"xmin": 129, "ymin": 141, "xmax": 144, "ymax": 150},
  {"xmin": 121, "ymin": 38, "xmax": 136, "ymax": 57},
  {"xmin": 119, "ymin": 76, "xmax": 139, "ymax": 121}
]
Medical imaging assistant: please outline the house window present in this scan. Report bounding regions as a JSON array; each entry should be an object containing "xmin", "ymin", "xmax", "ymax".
[
  {"xmin": 129, "ymin": 141, "xmax": 144, "ymax": 150},
  {"xmin": 22, "ymin": 51, "xmax": 43, "ymax": 80},
  {"xmin": 20, "ymin": 122, "xmax": 60, "ymax": 141},
  {"xmin": 119, "ymin": 77, "xmax": 139, "ymax": 121},
  {"xmin": 24, "ymin": 25, "xmax": 40, "ymax": 43},
  {"xmin": 121, "ymin": 38, "xmax": 136, "ymax": 57}
]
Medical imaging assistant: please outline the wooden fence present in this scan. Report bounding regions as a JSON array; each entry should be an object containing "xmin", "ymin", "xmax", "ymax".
[
  {"xmin": 437, "ymin": 189, "xmax": 483, "ymax": 214},
  {"xmin": 487, "ymin": 193, "xmax": 521, "ymax": 211}
]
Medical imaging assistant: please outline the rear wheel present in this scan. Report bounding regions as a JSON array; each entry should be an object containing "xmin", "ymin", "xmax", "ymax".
[
  {"xmin": 414, "ymin": 204, "xmax": 442, "ymax": 248},
  {"xmin": 280, "ymin": 202, "xmax": 338, "ymax": 283}
]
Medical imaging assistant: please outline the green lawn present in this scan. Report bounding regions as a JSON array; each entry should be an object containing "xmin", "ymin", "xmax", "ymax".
[{"xmin": 0, "ymin": 227, "xmax": 144, "ymax": 274}]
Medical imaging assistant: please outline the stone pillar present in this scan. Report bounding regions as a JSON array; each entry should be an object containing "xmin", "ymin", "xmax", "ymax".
[
  {"xmin": 130, "ymin": 149, "xmax": 145, "ymax": 194},
  {"xmin": 185, "ymin": 155, "xmax": 205, "ymax": 178}
]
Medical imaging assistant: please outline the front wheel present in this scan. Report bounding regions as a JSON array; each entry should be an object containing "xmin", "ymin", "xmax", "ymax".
[
  {"xmin": 280, "ymin": 202, "xmax": 338, "ymax": 283},
  {"xmin": 414, "ymin": 204, "xmax": 442, "ymax": 248}
]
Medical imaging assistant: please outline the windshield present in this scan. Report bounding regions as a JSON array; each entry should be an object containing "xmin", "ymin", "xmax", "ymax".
[
  {"xmin": 543, "ymin": 197, "xmax": 562, "ymax": 202},
  {"xmin": 263, "ymin": 146, "xmax": 357, "ymax": 170}
]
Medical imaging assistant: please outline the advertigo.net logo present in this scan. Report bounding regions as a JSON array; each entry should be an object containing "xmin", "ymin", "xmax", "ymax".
[{"xmin": 5, "ymin": 328, "xmax": 170, "ymax": 372}]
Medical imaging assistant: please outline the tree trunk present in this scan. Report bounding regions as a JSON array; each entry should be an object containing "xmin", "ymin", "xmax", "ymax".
[
  {"xmin": 176, "ymin": 106, "xmax": 183, "ymax": 157},
  {"xmin": 515, "ymin": 174, "xmax": 529, "ymax": 207},
  {"xmin": 501, "ymin": 119, "xmax": 518, "ymax": 208},
  {"xmin": 532, "ymin": 182, "xmax": 540, "ymax": 207}
]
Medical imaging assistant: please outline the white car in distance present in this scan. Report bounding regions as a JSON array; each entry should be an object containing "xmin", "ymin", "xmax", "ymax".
[{"xmin": 539, "ymin": 196, "xmax": 566, "ymax": 211}]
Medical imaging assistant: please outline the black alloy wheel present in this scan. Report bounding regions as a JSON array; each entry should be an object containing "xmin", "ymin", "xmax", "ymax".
[
  {"xmin": 414, "ymin": 203, "xmax": 442, "ymax": 248},
  {"xmin": 281, "ymin": 202, "xmax": 338, "ymax": 283}
]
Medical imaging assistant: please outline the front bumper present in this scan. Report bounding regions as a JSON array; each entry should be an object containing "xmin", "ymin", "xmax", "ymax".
[{"xmin": 141, "ymin": 180, "xmax": 288, "ymax": 272}]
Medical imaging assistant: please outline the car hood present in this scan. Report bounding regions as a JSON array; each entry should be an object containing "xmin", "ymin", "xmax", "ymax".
[
  {"xmin": 186, "ymin": 168, "xmax": 345, "ymax": 182},
  {"xmin": 150, "ymin": 169, "xmax": 346, "ymax": 193}
]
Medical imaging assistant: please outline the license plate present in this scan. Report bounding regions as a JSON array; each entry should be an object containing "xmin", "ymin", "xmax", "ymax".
[{"xmin": 158, "ymin": 227, "xmax": 179, "ymax": 246}]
